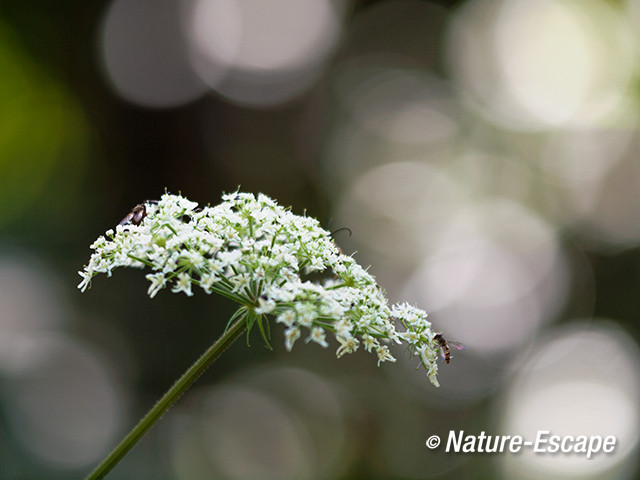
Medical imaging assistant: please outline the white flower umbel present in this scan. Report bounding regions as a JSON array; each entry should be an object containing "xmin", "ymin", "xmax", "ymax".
[
  {"xmin": 78, "ymin": 192, "xmax": 444, "ymax": 386},
  {"xmin": 79, "ymin": 192, "xmax": 454, "ymax": 480}
]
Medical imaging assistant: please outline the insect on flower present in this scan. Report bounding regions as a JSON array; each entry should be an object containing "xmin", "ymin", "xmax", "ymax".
[
  {"xmin": 433, "ymin": 332, "xmax": 465, "ymax": 364},
  {"xmin": 118, "ymin": 204, "xmax": 147, "ymax": 226},
  {"xmin": 330, "ymin": 226, "xmax": 352, "ymax": 255}
]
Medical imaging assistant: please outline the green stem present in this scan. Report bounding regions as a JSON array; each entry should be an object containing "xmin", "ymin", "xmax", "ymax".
[{"xmin": 85, "ymin": 314, "xmax": 248, "ymax": 480}]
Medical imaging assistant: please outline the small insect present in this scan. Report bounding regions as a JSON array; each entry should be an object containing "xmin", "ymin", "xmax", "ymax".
[
  {"xmin": 433, "ymin": 333, "xmax": 466, "ymax": 364},
  {"xmin": 118, "ymin": 204, "xmax": 147, "ymax": 226},
  {"xmin": 179, "ymin": 207, "xmax": 202, "ymax": 224},
  {"xmin": 330, "ymin": 226, "xmax": 352, "ymax": 255}
]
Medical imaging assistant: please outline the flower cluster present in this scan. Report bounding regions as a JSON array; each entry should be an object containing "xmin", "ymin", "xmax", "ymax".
[{"xmin": 78, "ymin": 192, "xmax": 444, "ymax": 386}]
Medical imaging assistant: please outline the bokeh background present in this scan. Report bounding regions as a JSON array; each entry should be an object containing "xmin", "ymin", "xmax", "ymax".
[{"xmin": 2, "ymin": 0, "xmax": 640, "ymax": 478}]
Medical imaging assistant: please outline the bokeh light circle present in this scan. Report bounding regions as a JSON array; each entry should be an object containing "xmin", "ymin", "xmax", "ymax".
[
  {"xmin": 100, "ymin": 0, "xmax": 208, "ymax": 108},
  {"xmin": 184, "ymin": 0, "xmax": 341, "ymax": 106},
  {"xmin": 499, "ymin": 321, "xmax": 640, "ymax": 479},
  {"xmin": 446, "ymin": 0, "xmax": 635, "ymax": 130},
  {"xmin": 2, "ymin": 334, "xmax": 125, "ymax": 468},
  {"xmin": 171, "ymin": 367, "xmax": 348, "ymax": 480}
]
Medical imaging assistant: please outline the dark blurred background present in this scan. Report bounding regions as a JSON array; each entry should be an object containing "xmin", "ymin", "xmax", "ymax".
[{"xmin": 1, "ymin": 0, "xmax": 640, "ymax": 478}]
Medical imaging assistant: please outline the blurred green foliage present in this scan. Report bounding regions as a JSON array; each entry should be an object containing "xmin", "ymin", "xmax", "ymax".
[{"xmin": 0, "ymin": 20, "xmax": 89, "ymax": 228}]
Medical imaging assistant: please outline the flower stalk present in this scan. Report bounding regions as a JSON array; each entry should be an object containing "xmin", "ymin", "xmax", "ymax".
[{"xmin": 85, "ymin": 314, "xmax": 248, "ymax": 480}]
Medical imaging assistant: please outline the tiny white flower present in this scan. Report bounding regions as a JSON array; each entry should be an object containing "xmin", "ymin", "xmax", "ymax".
[
  {"xmin": 77, "ymin": 270, "xmax": 93, "ymax": 292},
  {"xmin": 336, "ymin": 336, "xmax": 359, "ymax": 358},
  {"xmin": 295, "ymin": 303, "xmax": 317, "ymax": 327},
  {"xmin": 362, "ymin": 334, "xmax": 377, "ymax": 352},
  {"xmin": 284, "ymin": 326, "xmax": 301, "ymax": 351},
  {"xmin": 199, "ymin": 272, "xmax": 218, "ymax": 294},
  {"xmin": 255, "ymin": 296, "xmax": 276, "ymax": 315},
  {"xmin": 229, "ymin": 272, "xmax": 251, "ymax": 294},
  {"xmin": 171, "ymin": 272, "xmax": 193, "ymax": 296},
  {"xmin": 428, "ymin": 367, "xmax": 440, "ymax": 388},
  {"xmin": 163, "ymin": 257, "xmax": 178, "ymax": 274},
  {"xmin": 335, "ymin": 318, "xmax": 352, "ymax": 338},
  {"xmin": 276, "ymin": 310, "xmax": 296, "ymax": 327},
  {"xmin": 417, "ymin": 345, "xmax": 440, "ymax": 387},
  {"xmin": 375, "ymin": 345, "xmax": 396, "ymax": 366},
  {"xmin": 146, "ymin": 272, "xmax": 166, "ymax": 298},
  {"xmin": 398, "ymin": 331, "xmax": 420, "ymax": 344},
  {"xmin": 305, "ymin": 326, "xmax": 328, "ymax": 348}
]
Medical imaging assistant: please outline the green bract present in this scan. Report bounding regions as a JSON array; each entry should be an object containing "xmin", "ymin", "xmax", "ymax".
[{"xmin": 78, "ymin": 192, "xmax": 442, "ymax": 386}]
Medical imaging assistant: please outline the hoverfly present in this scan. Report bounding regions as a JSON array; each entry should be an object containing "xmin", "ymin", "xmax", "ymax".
[
  {"xmin": 119, "ymin": 204, "xmax": 147, "ymax": 226},
  {"xmin": 433, "ymin": 333, "xmax": 466, "ymax": 364}
]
